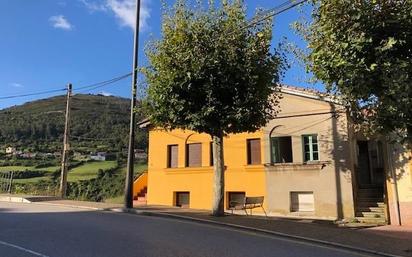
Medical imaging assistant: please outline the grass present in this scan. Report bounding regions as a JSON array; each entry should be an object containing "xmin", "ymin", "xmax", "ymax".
[
  {"xmin": 119, "ymin": 163, "xmax": 147, "ymax": 176},
  {"xmin": 0, "ymin": 166, "xmax": 59, "ymax": 172},
  {"xmin": 67, "ymin": 161, "xmax": 118, "ymax": 182},
  {"xmin": 0, "ymin": 165, "xmax": 59, "ymax": 183},
  {"xmin": 14, "ymin": 177, "xmax": 53, "ymax": 183},
  {"xmin": 1, "ymin": 161, "xmax": 146, "ymax": 184},
  {"xmin": 104, "ymin": 195, "xmax": 124, "ymax": 204}
]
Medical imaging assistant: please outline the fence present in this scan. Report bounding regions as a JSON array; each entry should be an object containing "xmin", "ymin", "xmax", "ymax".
[{"xmin": 0, "ymin": 171, "xmax": 14, "ymax": 194}]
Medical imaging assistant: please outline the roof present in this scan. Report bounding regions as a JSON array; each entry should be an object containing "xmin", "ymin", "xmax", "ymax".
[{"xmin": 279, "ymin": 85, "xmax": 343, "ymax": 105}]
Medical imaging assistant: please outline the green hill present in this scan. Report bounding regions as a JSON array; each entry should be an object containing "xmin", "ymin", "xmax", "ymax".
[{"xmin": 0, "ymin": 94, "xmax": 146, "ymax": 153}]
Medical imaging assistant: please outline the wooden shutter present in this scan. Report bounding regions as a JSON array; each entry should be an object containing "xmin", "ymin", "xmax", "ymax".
[
  {"xmin": 247, "ymin": 139, "xmax": 261, "ymax": 165},
  {"xmin": 187, "ymin": 143, "xmax": 202, "ymax": 167},
  {"xmin": 168, "ymin": 145, "xmax": 178, "ymax": 168}
]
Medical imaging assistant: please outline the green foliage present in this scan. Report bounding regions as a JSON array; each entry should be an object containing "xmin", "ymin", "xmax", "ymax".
[
  {"xmin": 3, "ymin": 170, "xmax": 48, "ymax": 179},
  {"xmin": 0, "ymin": 94, "xmax": 148, "ymax": 151},
  {"xmin": 66, "ymin": 169, "xmax": 124, "ymax": 202},
  {"xmin": 300, "ymin": 0, "xmax": 412, "ymax": 142},
  {"xmin": 67, "ymin": 160, "xmax": 118, "ymax": 182},
  {"xmin": 13, "ymin": 180, "xmax": 58, "ymax": 196},
  {"xmin": 144, "ymin": 0, "xmax": 284, "ymax": 136}
]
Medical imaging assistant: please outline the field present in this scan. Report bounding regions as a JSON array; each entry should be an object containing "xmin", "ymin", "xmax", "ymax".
[
  {"xmin": 119, "ymin": 163, "xmax": 147, "ymax": 175},
  {"xmin": 0, "ymin": 161, "xmax": 121, "ymax": 183},
  {"xmin": 0, "ymin": 162, "xmax": 147, "ymax": 184},
  {"xmin": 67, "ymin": 161, "xmax": 118, "ymax": 182},
  {"xmin": 0, "ymin": 166, "xmax": 59, "ymax": 172}
]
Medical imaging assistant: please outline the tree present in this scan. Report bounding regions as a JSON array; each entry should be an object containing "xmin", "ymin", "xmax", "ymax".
[
  {"xmin": 299, "ymin": 0, "xmax": 412, "ymax": 143},
  {"xmin": 143, "ymin": 0, "xmax": 284, "ymax": 216}
]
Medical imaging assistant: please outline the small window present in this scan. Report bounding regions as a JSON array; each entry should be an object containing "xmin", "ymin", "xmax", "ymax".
[
  {"xmin": 302, "ymin": 135, "xmax": 319, "ymax": 162},
  {"xmin": 271, "ymin": 136, "xmax": 293, "ymax": 163},
  {"xmin": 186, "ymin": 143, "xmax": 202, "ymax": 167},
  {"xmin": 175, "ymin": 192, "xmax": 190, "ymax": 208},
  {"xmin": 291, "ymin": 192, "xmax": 314, "ymax": 212},
  {"xmin": 167, "ymin": 144, "xmax": 178, "ymax": 168},
  {"xmin": 247, "ymin": 139, "xmax": 261, "ymax": 165}
]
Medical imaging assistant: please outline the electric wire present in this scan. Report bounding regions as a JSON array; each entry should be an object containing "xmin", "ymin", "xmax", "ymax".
[
  {"xmin": 0, "ymin": 72, "xmax": 133, "ymax": 100},
  {"xmin": 228, "ymin": 0, "xmax": 309, "ymax": 36},
  {"xmin": 74, "ymin": 73, "xmax": 132, "ymax": 93},
  {"xmin": 0, "ymin": 88, "xmax": 66, "ymax": 100}
]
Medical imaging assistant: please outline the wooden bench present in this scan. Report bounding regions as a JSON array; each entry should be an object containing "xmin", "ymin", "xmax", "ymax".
[{"xmin": 229, "ymin": 196, "xmax": 268, "ymax": 218}]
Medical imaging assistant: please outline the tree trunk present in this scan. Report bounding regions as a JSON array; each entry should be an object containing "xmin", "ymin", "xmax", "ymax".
[
  {"xmin": 407, "ymin": 125, "xmax": 412, "ymax": 150},
  {"xmin": 211, "ymin": 134, "xmax": 225, "ymax": 216}
]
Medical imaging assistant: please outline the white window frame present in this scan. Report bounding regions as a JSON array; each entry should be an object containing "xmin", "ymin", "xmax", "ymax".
[{"xmin": 302, "ymin": 134, "xmax": 319, "ymax": 162}]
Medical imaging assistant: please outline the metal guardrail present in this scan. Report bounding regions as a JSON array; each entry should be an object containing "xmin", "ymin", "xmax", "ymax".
[{"xmin": 0, "ymin": 171, "xmax": 14, "ymax": 194}]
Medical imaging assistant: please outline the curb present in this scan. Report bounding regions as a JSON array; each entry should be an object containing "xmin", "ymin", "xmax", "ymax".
[{"xmin": 119, "ymin": 208, "xmax": 403, "ymax": 257}]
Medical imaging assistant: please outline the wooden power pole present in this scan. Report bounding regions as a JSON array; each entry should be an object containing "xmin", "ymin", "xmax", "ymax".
[
  {"xmin": 125, "ymin": 0, "xmax": 141, "ymax": 209},
  {"xmin": 59, "ymin": 83, "xmax": 72, "ymax": 198}
]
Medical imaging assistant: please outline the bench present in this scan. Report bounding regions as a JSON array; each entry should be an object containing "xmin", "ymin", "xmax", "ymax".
[{"xmin": 229, "ymin": 196, "xmax": 268, "ymax": 218}]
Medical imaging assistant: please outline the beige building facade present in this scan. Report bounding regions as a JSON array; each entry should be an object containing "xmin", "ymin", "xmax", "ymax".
[{"xmin": 141, "ymin": 86, "xmax": 412, "ymax": 225}]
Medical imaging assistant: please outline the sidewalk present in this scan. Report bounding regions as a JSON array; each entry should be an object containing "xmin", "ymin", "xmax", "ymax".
[
  {"xmin": 2, "ymin": 197, "xmax": 412, "ymax": 257},
  {"xmin": 143, "ymin": 209, "xmax": 412, "ymax": 257}
]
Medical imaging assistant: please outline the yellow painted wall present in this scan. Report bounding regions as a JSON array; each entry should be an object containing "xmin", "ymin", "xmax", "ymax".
[
  {"xmin": 133, "ymin": 172, "xmax": 148, "ymax": 197},
  {"xmin": 147, "ymin": 129, "xmax": 267, "ymax": 210}
]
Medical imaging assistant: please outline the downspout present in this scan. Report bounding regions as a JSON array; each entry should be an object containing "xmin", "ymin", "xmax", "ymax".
[{"xmin": 386, "ymin": 142, "xmax": 402, "ymax": 226}]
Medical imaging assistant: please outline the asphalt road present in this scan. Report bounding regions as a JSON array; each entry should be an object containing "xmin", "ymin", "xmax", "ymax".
[{"xmin": 0, "ymin": 202, "xmax": 372, "ymax": 257}]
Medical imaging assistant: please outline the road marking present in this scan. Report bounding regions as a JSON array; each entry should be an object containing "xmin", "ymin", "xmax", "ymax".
[{"xmin": 0, "ymin": 240, "xmax": 51, "ymax": 257}]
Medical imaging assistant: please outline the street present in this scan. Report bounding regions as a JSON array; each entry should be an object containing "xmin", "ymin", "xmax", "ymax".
[{"xmin": 0, "ymin": 202, "xmax": 373, "ymax": 257}]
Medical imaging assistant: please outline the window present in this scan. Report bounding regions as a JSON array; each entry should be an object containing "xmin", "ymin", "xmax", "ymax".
[
  {"xmin": 291, "ymin": 192, "xmax": 315, "ymax": 212},
  {"xmin": 175, "ymin": 192, "xmax": 190, "ymax": 208},
  {"xmin": 167, "ymin": 145, "xmax": 178, "ymax": 168},
  {"xmin": 186, "ymin": 143, "xmax": 202, "ymax": 167},
  {"xmin": 247, "ymin": 139, "xmax": 261, "ymax": 165},
  {"xmin": 271, "ymin": 136, "xmax": 293, "ymax": 163},
  {"xmin": 302, "ymin": 135, "xmax": 319, "ymax": 162}
]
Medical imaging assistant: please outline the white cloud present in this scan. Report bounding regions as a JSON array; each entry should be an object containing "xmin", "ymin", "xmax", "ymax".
[
  {"xmin": 99, "ymin": 91, "xmax": 113, "ymax": 96},
  {"xmin": 79, "ymin": 0, "xmax": 106, "ymax": 12},
  {"xmin": 80, "ymin": 0, "xmax": 150, "ymax": 31},
  {"xmin": 49, "ymin": 15, "xmax": 73, "ymax": 30},
  {"xmin": 10, "ymin": 83, "xmax": 23, "ymax": 88}
]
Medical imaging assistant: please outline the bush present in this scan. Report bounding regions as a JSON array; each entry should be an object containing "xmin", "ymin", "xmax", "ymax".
[
  {"xmin": 10, "ymin": 170, "xmax": 48, "ymax": 179},
  {"xmin": 12, "ymin": 180, "xmax": 58, "ymax": 196},
  {"xmin": 66, "ymin": 169, "xmax": 124, "ymax": 202}
]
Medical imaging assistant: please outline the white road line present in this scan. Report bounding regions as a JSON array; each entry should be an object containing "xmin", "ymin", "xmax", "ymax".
[{"xmin": 0, "ymin": 240, "xmax": 51, "ymax": 257}]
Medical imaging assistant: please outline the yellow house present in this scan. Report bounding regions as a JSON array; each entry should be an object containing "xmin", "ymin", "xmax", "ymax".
[{"xmin": 136, "ymin": 86, "xmax": 412, "ymax": 225}]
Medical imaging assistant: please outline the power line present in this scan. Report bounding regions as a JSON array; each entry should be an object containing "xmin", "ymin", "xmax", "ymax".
[
  {"xmin": 0, "ymin": 72, "xmax": 133, "ymax": 101},
  {"xmin": 0, "ymin": 88, "xmax": 66, "ymax": 100},
  {"xmin": 229, "ymin": 0, "xmax": 309, "ymax": 36},
  {"xmin": 245, "ymin": 0, "xmax": 308, "ymax": 29},
  {"xmin": 75, "ymin": 73, "xmax": 132, "ymax": 93}
]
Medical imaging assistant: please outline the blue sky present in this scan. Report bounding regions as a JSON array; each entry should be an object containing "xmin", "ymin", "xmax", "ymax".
[{"xmin": 0, "ymin": 0, "xmax": 319, "ymax": 109}]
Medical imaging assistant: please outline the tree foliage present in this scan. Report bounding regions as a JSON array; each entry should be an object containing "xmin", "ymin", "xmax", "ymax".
[
  {"xmin": 300, "ymin": 0, "xmax": 412, "ymax": 142},
  {"xmin": 143, "ymin": 0, "xmax": 285, "ymax": 216},
  {"xmin": 144, "ymin": 0, "xmax": 284, "ymax": 137}
]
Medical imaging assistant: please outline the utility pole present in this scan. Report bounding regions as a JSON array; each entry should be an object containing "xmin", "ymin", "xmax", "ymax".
[
  {"xmin": 125, "ymin": 0, "xmax": 141, "ymax": 209},
  {"xmin": 59, "ymin": 83, "xmax": 72, "ymax": 198}
]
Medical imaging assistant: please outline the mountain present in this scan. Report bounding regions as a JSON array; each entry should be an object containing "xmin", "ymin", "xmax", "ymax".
[{"xmin": 0, "ymin": 94, "xmax": 146, "ymax": 152}]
